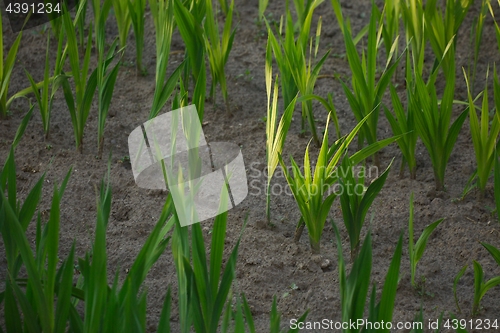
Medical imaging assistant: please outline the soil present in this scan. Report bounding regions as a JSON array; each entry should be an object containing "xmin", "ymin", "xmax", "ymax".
[{"xmin": 1, "ymin": 0, "xmax": 500, "ymax": 332}]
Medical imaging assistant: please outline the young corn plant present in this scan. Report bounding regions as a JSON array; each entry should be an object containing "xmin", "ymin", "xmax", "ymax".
[
  {"xmin": 0, "ymin": 12, "xmax": 23, "ymax": 118},
  {"xmin": 79, "ymin": 183, "xmax": 176, "ymax": 332},
  {"xmin": 400, "ymin": 0, "xmax": 425, "ymax": 72},
  {"xmin": 466, "ymin": 0, "xmax": 488, "ymax": 95},
  {"xmin": 111, "ymin": 0, "xmax": 132, "ymax": 49},
  {"xmin": 337, "ymin": 3, "xmax": 401, "ymax": 166},
  {"xmin": 129, "ymin": 0, "xmax": 147, "ymax": 75},
  {"xmin": 333, "ymin": 221, "xmax": 403, "ymax": 333},
  {"xmin": 219, "ymin": 292, "xmax": 274, "ymax": 333},
  {"xmin": 454, "ymin": 226, "xmax": 499, "ymax": 318},
  {"xmin": 338, "ymin": 154, "xmax": 392, "ymax": 261},
  {"xmin": 264, "ymin": 4, "xmax": 300, "ymax": 116},
  {"xmin": 266, "ymin": 0, "xmax": 327, "ymax": 146},
  {"xmin": 173, "ymin": 56, "xmax": 207, "ymax": 121},
  {"xmin": 268, "ymin": 296, "xmax": 308, "ymax": 333},
  {"xmin": 171, "ymin": 183, "xmax": 247, "ymax": 332},
  {"xmin": 413, "ymin": 49, "xmax": 468, "ymax": 191},
  {"xmin": 0, "ymin": 124, "xmax": 302, "ymax": 332},
  {"xmin": 149, "ymin": 0, "xmax": 184, "ymax": 119},
  {"xmin": 278, "ymin": 114, "xmax": 343, "ymax": 254},
  {"xmin": 472, "ymin": 260, "xmax": 500, "ymax": 316},
  {"xmin": 453, "ymin": 265, "xmax": 468, "ymax": 314},
  {"xmin": 0, "ymin": 152, "xmax": 74, "ymax": 333},
  {"xmin": 279, "ymin": 111, "xmax": 396, "ymax": 253},
  {"xmin": 463, "ymin": 68, "xmax": 500, "ymax": 199},
  {"xmin": 380, "ymin": 0, "xmax": 400, "ymax": 61},
  {"xmin": 0, "ymin": 142, "xmax": 181, "ymax": 331},
  {"xmin": 288, "ymin": 15, "xmax": 331, "ymax": 146},
  {"xmin": 384, "ymin": 53, "xmax": 418, "ymax": 179},
  {"xmin": 265, "ymin": 16, "xmax": 297, "ymax": 119},
  {"xmin": 408, "ymin": 192, "xmax": 444, "ymax": 288},
  {"xmin": 204, "ymin": 0, "xmax": 236, "ymax": 114},
  {"xmin": 423, "ymin": 0, "xmax": 472, "ymax": 78},
  {"xmin": 60, "ymin": 2, "xmax": 98, "ymax": 152},
  {"xmin": 264, "ymin": 35, "xmax": 298, "ymax": 224},
  {"xmin": 93, "ymin": 0, "xmax": 124, "ymax": 157},
  {"xmin": 174, "ymin": 0, "xmax": 206, "ymax": 87},
  {"xmin": 25, "ymin": 29, "xmax": 65, "ymax": 139}
]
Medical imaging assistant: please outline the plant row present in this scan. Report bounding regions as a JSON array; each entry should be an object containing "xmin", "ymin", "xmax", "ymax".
[
  {"xmin": 1, "ymin": 131, "xmax": 499, "ymax": 331},
  {"xmin": 0, "ymin": 0, "xmax": 235, "ymax": 158}
]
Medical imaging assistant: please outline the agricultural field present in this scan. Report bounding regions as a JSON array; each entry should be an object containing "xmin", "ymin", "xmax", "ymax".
[{"xmin": 1, "ymin": 0, "xmax": 500, "ymax": 332}]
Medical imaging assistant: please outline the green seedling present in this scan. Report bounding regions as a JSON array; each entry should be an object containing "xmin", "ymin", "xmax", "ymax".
[
  {"xmin": 60, "ymin": 1, "xmax": 98, "ymax": 152},
  {"xmin": 170, "ymin": 176, "xmax": 250, "ymax": 332},
  {"xmin": 0, "ymin": 119, "xmax": 308, "ymax": 332},
  {"xmin": 266, "ymin": 0, "xmax": 328, "ymax": 147},
  {"xmin": 453, "ymin": 265, "xmax": 468, "ymax": 313},
  {"xmin": 174, "ymin": 0, "xmax": 206, "ymax": 88},
  {"xmin": 464, "ymin": 68, "xmax": 500, "ymax": 198},
  {"xmin": 337, "ymin": 2, "xmax": 401, "ymax": 166},
  {"xmin": 93, "ymin": 0, "xmax": 124, "ymax": 158},
  {"xmin": 339, "ymin": 155, "xmax": 392, "ymax": 260},
  {"xmin": 408, "ymin": 192, "xmax": 444, "ymax": 287},
  {"xmin": 111, "ymin": 0, "xmax": 132, "ymax": 49},
  {"xmin": 25, "ymin": 28, "xmax": 65, "ymax": 139},
  {"xmin": 264, "ymin": 34, "xmax": 298, "ymax": 224},
  {"xmin": 149, "ymin": 0, "xmax": 184, "ymax": 119},
  {"xmin": 204, "ymin": 0, "xmax": 236, "ymax": 114},
  {"xmin": 384, "ymin": 52, "xmax": 417, "ymax": 179},
  {"xmin": 129, "ymin": 0, "xmax": 147, "ymax": 74},
  {"xmin": 333, "ymin": 220, "xmax": 403, "ymax": 333},
  {"xmin": 413, "ymin": 46, "xmax": 467, "ymax": 191},
  {"xmin": 472, "ymin": 260, "xmax": 500, "ymax": 316},
  {"xmin": 279, "ymin": 110, "xmax": 396, "ymax": 253},
  {"xmin": 423, "ymin": 0, "xmax": 472, "ymax": 78}
]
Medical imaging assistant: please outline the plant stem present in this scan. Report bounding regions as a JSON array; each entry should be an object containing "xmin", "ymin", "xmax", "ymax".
[
  {"xmin": 350, "ymin": 244, "xmax": 359, "ymax": 263},
  {"xmin": 309, "ymin": 236, "xmax": 320, "ymax": 254},
  {"xmin": 409, "ymin": 165, "xmax": 416, "ymax": 180},
  {"xmin": 266, "ymin": 183, "xmax": 271, "ymax": 223},
  {"xmin": 435, "ymin": 176, "xmax": 444, "ymax": 192}
]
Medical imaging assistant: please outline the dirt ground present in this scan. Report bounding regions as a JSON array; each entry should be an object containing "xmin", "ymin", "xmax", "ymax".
[{"xmin": 1, "ymin": 0, "xmax": 500, "ymax": 332}]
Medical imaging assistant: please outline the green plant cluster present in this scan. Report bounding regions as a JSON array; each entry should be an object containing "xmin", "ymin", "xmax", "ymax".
[{"xmin": 2, "ymin": 0, "xmax": 500, "ymax": 331}]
